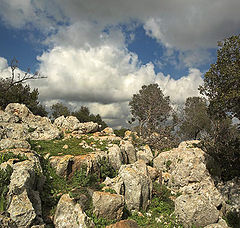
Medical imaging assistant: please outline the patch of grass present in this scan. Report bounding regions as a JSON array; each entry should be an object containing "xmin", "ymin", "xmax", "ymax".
[
  {"xmin": 29, "ymin": 136, "xmax": 113, "ymax": 157},
  {"xmin": 104, "ymin": 188, "xmax": 117, "ymax": 194},
  {"xmin": 128, "ymin": 182, "xmax": 182, "ymax": 227},
  {"xmin": 224, "ymin": 211, "xmax": 240, "ymax": 228}
]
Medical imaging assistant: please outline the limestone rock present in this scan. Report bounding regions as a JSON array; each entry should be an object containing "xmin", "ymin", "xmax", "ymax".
[
  {"xmin": 136, "ymin": 145, "xmax": 153, "ymax": 164},
  {"xmin": 204, "ymin": 218, "xmax": 229, "ymax": 228},
  {"xmin": 5, "ymin": 103, "xmax": 33, "ymax": 121},
  {"xmin": 108, "ymin": 144, "xmax": 123, "ymax": 170},
  {"xmin": 106, "ymin": 219, "xmax": 140, "ymax": 228},
  {"xmin": 147, "ymin": 166, "xmax": 160, "ymax": 181},
  {"xmin": 120, "ymin": 140, "xmax": 137, "ymax": 164},
  {"xmin": 175, "ymin": 194, "xmax": 220, "ymax": 227},
  {"xmin": 92, "ymin": 191, "xmax": 124, "ymax": 220},
  {"xmin": 78, "ymin": 121, "xmax": 99, "ymax": 133},
  {"xmin": 103, "ymin": 176, "xmax": 124, "ymax": 195},
  {"xmin": 49, "ymin": 155, "xmax": 74, "ymax": 178},
  {"xmin": 0, "ymin": 139, "xmax": 30, "ymax": 150},
  {"xmin": 54, "ymin": 194, "xmax": 94, "ymax": 228},
  {"xmin": 0, "ymin": 213, "xmax": 17, "ymax": 228},
  {"xmin": 119, "ymin": 160, "xmax": 152, "ymax": 210},
  {"xmin": 102, "ymin": 127, "xmax": 114, "ymax": 135}
]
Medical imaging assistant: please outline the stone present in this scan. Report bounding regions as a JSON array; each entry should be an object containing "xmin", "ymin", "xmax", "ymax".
[
  {"xmin": 0, "ymin": 213, "xmax": 17, "ymax": 228},
  {"xmin": 175, "ymin": 194, "xmax": 220, "ymax": 227},
  {"xmin": 204, "ymin": 218, "xmax": 229, "ymax": 228},
  {"xmin": 62, "ymin": 144, "xmax": 69, "ymax": 149},
  {"xmin": 49, "ymin": 155, "xmax": 74, "ymax": 178},
  {"xmin": 120, "ymin": 140, "xmax": 137, "ymax": 164},
  {"xmin": 108, "ymin": 144, "xmax": 123, "ymax": 170},
  {"xmin": 147, "ymin": 166, "xmax": 160, "ymax": 181},
  {"xmin": 136, "ymin": 145, "xmax": 153, "ymax": 164},
  {"xmin": 0, "ymin": 139, "xmax": 31, "ymax": 150},
  {"xmin": 103, "ymin": 176, "xmax": 124, "ymax": 195},
  {"xmin": 54, "ymin": 194, "xmax": 94, "ymax": 228},
  {"xmin": 118, "ymin": 160, "xmax": 152, "ymax": 210},
  {"xmin": 78, "ymin": 122, "xmax": 99, "ymax": 133},
  {"xmin": 106, "ymin": 219, "xmax": 140, "ymax": 228},
  {"xmin": 92, "ymin": 191, "xmax": 124, "ymax": 220},
  {"xmin": 5, "ymin": 103, "xmax": 33, "ymax": 121},
  {"xmin": 102, "ymin": 127, "xmax": 115, "ymax": 135}
]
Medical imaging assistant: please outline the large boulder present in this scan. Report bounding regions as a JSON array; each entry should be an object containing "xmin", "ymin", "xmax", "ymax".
[
  {"xmin": 0, "ymin": 103, "xmax": 61, "ymax": 141},
  {"xmin": 120, "ymin": 140, "xmax": 137, "ymax": 164},
  {"xmin": 54, "ymin": 194, "xmax": 94, "ymax": 228},
  {"xmin": 108, "ymin": 144, "xmax": 123, "ymax": 170},
  {"xmin": 136, "ymin": 145, "xmax": 153, "ymax": 164},
  {"xmin": 0, "ymin": 213, "xmax": 17, "ymax": 228},
  {"xmin": 6, "ymin": 150, "xmax": 45, "ymax": 227},
  {"xmin": 106, "ymin": 219, "xmax": 140, "ymax": 228},
  {"xmin": 175, "ymin": 194, "xmax": 219, "ymax": 227},
  {"xmin": 78, "ymin": 122, "xmax": 99, "ymax": 133},
  {"xmin": 118, "ymin": 160, "xmax": 152, "ymax": 211},
  {"xmin": 92, "ymin": 191, "xmax": 124, "ymax": 220},
  {"xmin": 0, "ymin": 139, "xmax": 30, "ymax": 150}
]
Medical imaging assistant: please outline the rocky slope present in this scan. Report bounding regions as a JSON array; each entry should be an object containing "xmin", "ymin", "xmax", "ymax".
[{"xmin": 0, "ymin": 103, "xmax": 239, "ymax": 228}]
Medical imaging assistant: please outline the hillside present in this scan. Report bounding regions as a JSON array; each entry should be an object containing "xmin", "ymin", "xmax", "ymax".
[{"xmin": 0, "ymin": 103, "xmax": 239, "ymax": 228}]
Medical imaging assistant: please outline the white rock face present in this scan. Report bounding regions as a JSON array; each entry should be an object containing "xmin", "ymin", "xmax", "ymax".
[
  {"xmin": 54, "ymin": 194, "xmax": 94, "ymax": 228},
  {"xmin": 175, "ymin": 194, "xmax": 220, "ymax": 227},
  {"xmin": 136, "ymin": 145, "xmax": 153, "ymax": 164},
  {"xmin": 120, "ymin": 140, "xmax": 137, "ymax": 164},
  {"xmin": 108, "ymin": 144, "xmax": 123, "ymax": 170},
  {"xmin": 153, "ymin": 140, "xmax": 225, "ymax": 228},
  {"xmin": 118, "ymin": 160, "xmax": 152, "ymax": 210},
  {"xmin": 0, "ymin": 103, "xmax": 61, "ymax": 141},
  {"xmin": 0, "ymin": 139, "xmax": 30, "ymax": 150}
]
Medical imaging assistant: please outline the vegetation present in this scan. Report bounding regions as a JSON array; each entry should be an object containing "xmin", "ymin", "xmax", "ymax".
[
  {"xmin": 199, "ymin": 34, "xmax": 240, "ymax": 120},
  {"xmin": 51, "ymin": 102, "xmax": 71, "ymax": 119},
  {"xmin": 114, "ymin": 128, "xmax": 129, "ymax": 138},
  {"xmin": 128, "ymin": 183, "xmax": 182, "ymax": 227}
]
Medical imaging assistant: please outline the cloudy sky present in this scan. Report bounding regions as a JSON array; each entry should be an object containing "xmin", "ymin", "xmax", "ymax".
[{"xmin": 0, "ymin": 0, "xmax": 239, "ymax": 128}]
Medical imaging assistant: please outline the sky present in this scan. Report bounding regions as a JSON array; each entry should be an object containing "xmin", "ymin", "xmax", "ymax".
[{"xmin": 0, "ymin": 0, "xmax": 240, "ymax": 128}]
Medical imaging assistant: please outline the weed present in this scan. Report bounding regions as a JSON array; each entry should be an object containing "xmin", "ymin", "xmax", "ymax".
[
  {"xmin": 166, "ymin": 160, "xmax": 172, "ymax": 169},
  {"xmin": 104, "ymin": 188, "xmax": 117, "ymax": 194}
]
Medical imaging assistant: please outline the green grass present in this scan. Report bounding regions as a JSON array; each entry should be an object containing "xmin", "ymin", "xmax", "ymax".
[
  {"xmin": 128, "ymin": 183, "xmax": 183, "ymax": 227},
  {"xmin": 29, "ymin": 136, "xmax": 112, "ymax": 157}
]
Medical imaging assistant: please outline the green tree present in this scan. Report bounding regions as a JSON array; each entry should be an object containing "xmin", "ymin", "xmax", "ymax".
[
  {"xmin": 199, "ymin": 34, "xmax": 240, "ymax": 120},
  {"xmin": 179, "ymin": 97, "xmax": 211, "ymax": 140},
  {"xmin": 72, "ymin": 106, "xmax": 107, "ymax": 130},
  {"xmin": 129, "ymin": 83, "xmax": 171, "ymax": 136},
  {"xmin": 51, "ymin": 102, "xmax": 70, "ymax": 119},
  {"xmin": 0, "ymin": 78, "xmax": 47, "ymax": 116}
]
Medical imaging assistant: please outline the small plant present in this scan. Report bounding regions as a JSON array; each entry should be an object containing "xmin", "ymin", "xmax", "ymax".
[
  {"xmin": 104, "ymin": 188, "xmax": 117, "ymax": 194},
  {"xmin": 98, "ymin": 157, "xmax": 117, "ymax": 181},
  {"xmin": 166, "ymin": 160, "xmax": 172, "ymax": 169},
  {"xmin": 28, "ymin": 127, "xmax": 36, "ymax": 133}
]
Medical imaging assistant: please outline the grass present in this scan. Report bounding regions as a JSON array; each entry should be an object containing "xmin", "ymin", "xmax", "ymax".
[
  {"xmin": 128, "ymin": 183, "xmax": 183, "ymax": 227},
  {"xmin": 29, "ymin": 135, "xmax": 113, "ymax": 157}
]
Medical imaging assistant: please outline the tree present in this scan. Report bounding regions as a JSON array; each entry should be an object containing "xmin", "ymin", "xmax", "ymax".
[
  {"xmin": 72, "ymin": 106, "xmax": 107, "ymax": 130},
  {"xmin": 51, "ymin": 102, "xmax": 70, "ymax": 119},
  {"xmin": 129, "ymin": 83, "xmax": 171, "ymax": 136},
  {"xmin": 179, "ymin": 97, "xmax": 211, "ymax": 140},
  {"xmin": 0, "ymin": 78, "xmax": 47, "ymax": 116},
  {"xmin": 199, "ymin": 34, "xmax": 240, "ymax": 120},
  {"xmin": 0, "ymin": 57, "xmax": 46, "ymax": 93}
]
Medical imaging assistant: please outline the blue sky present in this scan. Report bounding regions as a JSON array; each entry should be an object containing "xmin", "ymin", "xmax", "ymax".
[{"xmin": 0, "ymin": 0, "xmax": 239, "ymax": 127}]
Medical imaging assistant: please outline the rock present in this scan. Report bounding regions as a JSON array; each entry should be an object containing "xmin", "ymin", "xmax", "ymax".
[
  {"xmin": 54, "ymin": 194, "xmax": 94, "ymax": 228},
  {"xmin": 0, "ymin": 139, "xmax": 31, "ymax": 150},
  {"xmin": 102, "ymin": 127, "xmax": 115, "ymax": 135},
  {"xmin": 118, "ymin": 160, "xmax": 152, "ymax": 210},
  {"xmin": 147, "ymin": 166, "xmax": 160, "ymax": 181},
  {"xmin": 92, "ymin": 191, "xmax": 124, "ymax": 220},
  {"xmin": 49, "ymin": 155, "xmax": 74, "ymax": 178},
  {"xmin": 5, "ymin": 103, "xmax": 33, "ymax": 121},
  {"xmin": 62, "ymin": 144, "xmax": 69, "ymax": 149},
  {"xmin": 120, "ymin": 140, "xmax": 137, "ymax": 164},
  {"xmin": 136, "ymin": 145, "xmax": 153, "ymax": 164},
  {"xmin": 175, "ymin": 194, "xmax": 220, "ymax": 227},
  {"xmin": 204, "ymin": 218, "xmax": 229, "ymax": 228},
  {"xmin": 78, "ymin": 122, "xmax": 99, "ymax": 133},
  {"xmin": 106, "ymin": 219, "xmax": 140, "ymax": 228},
  {"xmin": 108, "ymin": 144, "xmax": 123, "ymax": 170},
  {"xmin": 53, "ymin": 116, "xmax": 66, "ymax": 128},
  {"xmin": 6, "ymin": 152, "xmax": 44, "ymax": 227},
  {"xmin": 124, "ymin": 131, "xmax": 138, "ymax": 141},
  {"xmin": 0, "ymin": 213, "xmax": 17, "ymax": 228},
  {"xmin": 103, "ymin": 176, "xmax": 124, "ymax": 195}
]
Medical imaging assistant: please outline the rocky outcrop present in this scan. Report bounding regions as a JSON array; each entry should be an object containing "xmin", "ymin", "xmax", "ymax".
[
  {"xmin": 0, "ymin": 103, "xmax": 61, "ymax": 141},
  {"xmin": 120, "ymin": 140, "xmax": 137, "ymax": 164},
  {"xmin": 0, "ymin": 213, "xmax": 17, "ymax": 228},
  {"xmin": 0, "ymin": 139, "xmax": 31, "ymax": 150},
  {"xmin": 54, "ymin": 115, "xmax": 99, "ymax": 133},
  {"xmin": 136, "ymin": 144, "xmax": 153, "ymax": 164},
  {"xmin": 154, "ymin": 140, "xmax": 225, "ymax": 227},
  {"xmin": 4, "ymin": 149, "xmax": 45, "ymax": 227},
  {"xmin": 119, "ymin": 160, "xmax": 152, "ymax": 211},
  {"xmin": 92, "ymin": 191, "xmax": 124, "ymax": 220},
  {"xmin": 108, "ymin": 144, "xmax": 123, "ymax": 170},
  {"xmin": 54, "ymin": 194, "xmax": 94, "ymax": 228}
]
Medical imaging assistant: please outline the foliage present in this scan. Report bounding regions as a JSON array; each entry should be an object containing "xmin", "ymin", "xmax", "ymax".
[
  {"xmin": 98, "ymin": 157, "xmax": 117, "ymax": 181},
  {"xmin": 178, "ymin": 97, "xmax": 211, "ymax": 140},
  {"xmin": 0, "ymin": 78, "xmax": 48, "ymax": 116},
  {"xmin": 199, "ymin": 34, "xmax": 240, "ymax": 120},
  {"xmin": 128, "ymin": 182, "xmax": 182, "ymax": 227},
  {"xmin": 129, "ymin": 84, "xmax": 171, "ymax": 136},
  {"xmin": 225, "ymin": 211, "xmax": 240, "ymax": 228},
  {"xmin": 114, "ymin": 128, "xmax": 129, "ymax": 138},
  {"xmin": 51, "ymin": 102, "xmax": 70, "ymax": 119},
  {"xmin": 72, "ymin": 106, "xmax": 107, "ymax": 130},
  {"xmin": 104, "ymin": 188, "xmax": 117, "ymax": 194}
]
